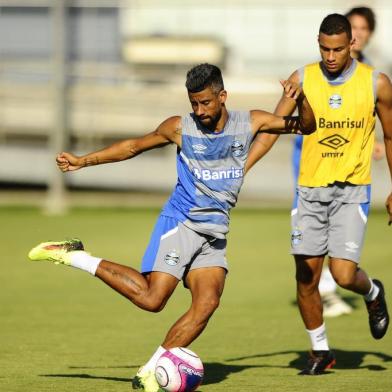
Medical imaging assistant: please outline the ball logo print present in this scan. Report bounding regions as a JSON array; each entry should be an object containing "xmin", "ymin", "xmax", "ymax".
[{"xmin": 155, "ymin": 347, "xmax": 204, "ymax": 391}]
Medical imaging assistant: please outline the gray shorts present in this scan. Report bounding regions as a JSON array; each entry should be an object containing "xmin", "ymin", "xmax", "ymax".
[
  {"xmin": 291, "ymin": 191, "xmax": 370, "ymax": 263},
  {"xmin": 141, "ymin": 215, "xmax": 228, "ymax": 280}
]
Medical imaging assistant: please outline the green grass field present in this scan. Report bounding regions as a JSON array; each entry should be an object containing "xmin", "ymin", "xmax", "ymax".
[{"xmin": 1, "ymin": 206, "xmax": 391, "ymax": 392}]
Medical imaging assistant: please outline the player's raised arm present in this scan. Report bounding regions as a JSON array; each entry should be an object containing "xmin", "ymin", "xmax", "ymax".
[
  {"xmin": 56, "ymin": 116, "xmax": 182, "ymax": 172},
  {"xmin": 250, "ymin": 80, "xmax": 315, "ymax": 136},
  {"xmin": 245, "ymin": 72, "xmax": 315, "ymax": 173},
  {"xmin": 375, "ymin": 72, "xmax": 392, "ymax": 224}
]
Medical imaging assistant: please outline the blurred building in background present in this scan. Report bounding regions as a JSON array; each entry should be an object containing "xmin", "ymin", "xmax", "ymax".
[{"xmin": 0, "ymin": 0, "xmax": 391, "ymax": 209}]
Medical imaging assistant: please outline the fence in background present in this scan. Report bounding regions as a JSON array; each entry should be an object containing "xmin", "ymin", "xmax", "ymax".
[{"xmin": 0, "ymin": 0, "xmax": 391, "ymax": 210}]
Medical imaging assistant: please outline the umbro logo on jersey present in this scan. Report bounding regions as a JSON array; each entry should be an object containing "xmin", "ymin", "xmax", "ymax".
[
  {"xmin": 319, "ymin": 134, "xmax": 349, "ymax": 150},
  {"xmin": 328, "ymin": 94, "xmax": 342, "ymax": 109},
  {"xmin": 192, "ymin": 144, "xmax": 207, "ymax": 154}
]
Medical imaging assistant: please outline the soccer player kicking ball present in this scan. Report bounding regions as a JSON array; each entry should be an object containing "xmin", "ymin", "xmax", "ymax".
[
  {"xmin": 28, "ymin": 63, "xmax": 315, "ymax": 391},
  {"xmin": 247, "ymin": 14, "xmax": 392, "ymax": 375}
]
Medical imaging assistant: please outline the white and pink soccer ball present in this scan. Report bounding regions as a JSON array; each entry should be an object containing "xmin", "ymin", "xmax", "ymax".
[{"xmin": 155, "ymin": 347, "xmax": 204, "ymax": 392}]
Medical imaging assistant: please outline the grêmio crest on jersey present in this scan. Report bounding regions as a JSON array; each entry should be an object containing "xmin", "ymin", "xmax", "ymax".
[{"xmin": 328, "ymin": 94, "xmax": 342, "ymax": 109}]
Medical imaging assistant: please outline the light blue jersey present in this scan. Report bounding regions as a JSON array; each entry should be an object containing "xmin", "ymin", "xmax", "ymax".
[{"xmin": 161, "ymin": 110, "xmax": 253, "ymax": 239}]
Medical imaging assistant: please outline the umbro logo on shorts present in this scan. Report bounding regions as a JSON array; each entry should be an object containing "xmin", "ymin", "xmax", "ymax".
[{"xmin": 345, "ymin": 241, "xmax": 359, "ymax": 253}]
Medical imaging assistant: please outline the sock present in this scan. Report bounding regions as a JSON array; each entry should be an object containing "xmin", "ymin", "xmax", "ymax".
[
  {"xmin": 319, "ymin": 267, "xmax": 337, "ymax": 295},
  {"xmin": 69, "ymin": 251, "xmax": 102, "ymax": 275},
  {"xmin": 306, "ymin": 323, "xmax": 329, "ymax": 351},
  {"xmin": 141, "ymin": 346, "xmax": 166, "ymax": 373},
  {"xmin": 364, "ymin": 279, "xmax": 380, "ymax": 302}
]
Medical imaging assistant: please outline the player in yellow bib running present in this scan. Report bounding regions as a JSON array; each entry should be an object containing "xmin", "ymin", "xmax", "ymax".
[{"xmin": 247, "ymin": 13, "xmax": 392, "ymax": 375}]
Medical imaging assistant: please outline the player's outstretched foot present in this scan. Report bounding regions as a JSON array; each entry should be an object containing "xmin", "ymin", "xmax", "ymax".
[
  {"xmin": 366, "ymin": 279, "xmax": 389, "ymax": 339},
  {"xmin": 132, "ymin": 368, "xmax": 163, "ymax": 392},
  {"xmin": 322, "ymin": 291, "xmax": 352, "ymax": 318},
  {"xmin": 28, "ymin": 239, "xmax": 84, "ymax": 265},
  {"xmin": 299, "ymin": 350, "xmax": 336, "ymax": 375}
]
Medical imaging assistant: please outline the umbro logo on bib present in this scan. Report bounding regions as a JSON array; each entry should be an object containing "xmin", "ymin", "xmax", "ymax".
[{"xmin": 319, "ymin": 134, "xmax": 349, "ymax": 150}]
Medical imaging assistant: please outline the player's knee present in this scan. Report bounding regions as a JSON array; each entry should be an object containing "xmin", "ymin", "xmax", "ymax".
[
  {"xmin": 206, "ymin": 296, "xmax": 220, "ymax": 313},
  {"xmin": 296, "ymin": 268, "xmax": 319, "ymax": 287},
  {"xmin": 295, "ymin": 258, "xmax": 320, "ymax": 285},
  {"xmin": 332, "ymin": 273, "xmax": 355, "ymax": 289},
  {"xmin": 195, "ymin": 295, "xmax": 220, "ymax": 317},
  {"xmin": 141, "ymin": 294, "xmax": 169, "ymax": 313},
  {"xmin": 297, "ymin": 282, "xmax": 318, "ymax": 297}
]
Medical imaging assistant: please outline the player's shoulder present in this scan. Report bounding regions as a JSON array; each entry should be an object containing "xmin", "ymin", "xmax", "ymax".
[
  {"xmin": 376, "ymin": 72, "xmax": 392, "ymax": 85},
  {"xmin": 156, "ymin": 116, "xmax": 182, "ymax": 138},
  {"xmin": 375, "ymin": 72, "xmax": 392, "ymax": 98},
  {"xmin": 289, "ymin": 63, "xmax": 317, "ymax": 84},
  {"xmin": 357, "ymin": 60, "xmax": 374, "ymax": 71},
  {"xmin": 159, "ymin": 115, "xmax": 181, "ymax": 129},
  {"xmin": 355, "ymin": 61, "xmax": 377, "ymax": 81}
]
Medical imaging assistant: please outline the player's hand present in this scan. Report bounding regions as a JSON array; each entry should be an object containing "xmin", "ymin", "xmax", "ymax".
[
  {"xmin": 56, "ymin": 152, "xmax": 83, "ymax": 172},
  {"xmin": 280, "ymin": 79, "xmax": 304, "ymax": 100},
  {"xmin": 386, "ymin": 192, "xmax": 392, "ymax": 226}
]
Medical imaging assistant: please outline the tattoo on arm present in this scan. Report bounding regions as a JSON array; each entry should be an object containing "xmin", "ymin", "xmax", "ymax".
[
  {"xmin": 83, "ymin": 156, "xmax": 99, "ymax": 167},
  {"xmin": 284, "ymin": 117, "xmax": 300, "ymax": 133},
  {"xmin": 175, "ymin": 126, "xmax": 182, "ymax": 136}
]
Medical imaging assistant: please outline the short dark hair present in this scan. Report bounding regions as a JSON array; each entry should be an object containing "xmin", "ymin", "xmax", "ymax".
[
  {"xmin": 319, "ymin": 13, "xmax": 352, "ymax": 40},
  {"xmin": 345, "ymin": 7, "xmax": 376, "ymax": 32},
  {"xmin": 185, "ymin": 63, "xmax": 224, "ymax": 94}
]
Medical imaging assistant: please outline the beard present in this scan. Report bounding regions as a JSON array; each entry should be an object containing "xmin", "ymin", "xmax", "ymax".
[{"xmin": 198, "ymin": 109, "xmax": 221, "ymax": 130}]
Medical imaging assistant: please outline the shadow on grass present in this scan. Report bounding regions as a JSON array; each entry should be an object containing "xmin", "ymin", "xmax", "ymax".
[
  {"xmin": 227, "ymin": 349, "xmax": 392, "ymax": 372},
  {"xmin": 39, "ymin": 349, "xmax": 392, "ymax": 387},
  {"xmin": 40, "ymin": 362, "xmax": 264, "ymax": 386},
  {"xmin": 203, "ymin": 362, "xmax": 265, "ymax": 385},
  {"xmin": 289, "ymin": 294, "xmax": 360, "ymax": 310},
  {"xmin": 41, "ymin": 373, "xmax": 131, "ymax": 382}
]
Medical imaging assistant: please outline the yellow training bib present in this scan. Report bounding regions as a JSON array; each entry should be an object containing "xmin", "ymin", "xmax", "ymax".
[{"xmin": 299, "ymin": 61, "xmax": 376, "ymax": 187}]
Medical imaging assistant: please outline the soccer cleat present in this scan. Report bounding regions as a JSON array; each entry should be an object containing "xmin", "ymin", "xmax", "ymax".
[
  {"xmin": 28, "ymin": 239, "xmax": 84, "ymax": 265},
  {"xmin": 299, "ymin": 350, "xmax": 336, "ymax": 375},
  {"xmin": 322, "ymin": 291, "xmax": 352, "ymax": 318},
  {"xmin": 132, "ymin": 368, "xmax": 163, "ymax": 392},
  {"xmin": 365, "ymin": 279, "xmax": 389, "ymax": 339}
]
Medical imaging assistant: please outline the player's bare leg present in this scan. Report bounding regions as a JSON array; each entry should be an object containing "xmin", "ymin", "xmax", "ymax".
[
  {"xmin": 329, "ymin": 257, "xmax": 389, "ymax": 339},
  {"xmin": 162, "ymin": 266, "xmax": 226, "ymax": 348},
  {"xmin": 28, "ymin": 238, "xmax": 179, "ymax": 312},
  {"xmin": 96, "ymin": 262, "xmax": 179, "ymax": 312},
  {"xmin": 295, "ymin": 255, "xmax": 336, "ymax": 375},
  {"xmin": 329, "ymin": 258, "xmax": 370, "ymax": 294},
  {"xmin": 295, "ymin": 255, "xmax": 324, "ymax": 329},
  {"xmin": 319, "ymin": 266, "xmax": 352, "ymax": 317},
  {"xmin": 132, "ymin": 267, "xmax": 225, "ymax": 391}
]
